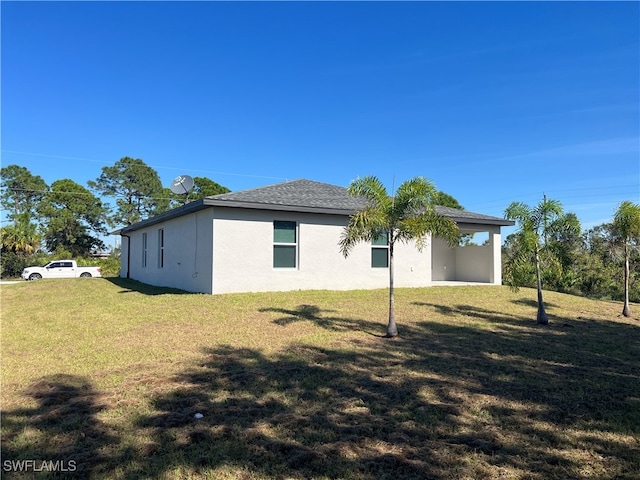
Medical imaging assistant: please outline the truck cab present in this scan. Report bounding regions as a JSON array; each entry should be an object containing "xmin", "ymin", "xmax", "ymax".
[{"xmin": 44, "ymin": 261, "xmax": 77, "ymax": 278}]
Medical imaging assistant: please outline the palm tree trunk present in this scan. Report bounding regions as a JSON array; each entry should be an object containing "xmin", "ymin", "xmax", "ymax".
[
  {"xmin": 535, "ymin": 248, "xmax": 549, "ymax": 325},
  {"xmin": 623, "ymin": 245, "xmax": 631, "ymax": 317},
  {"xmin": 387, "ymin": 242, "xmax": 398, "ymax": 337}
]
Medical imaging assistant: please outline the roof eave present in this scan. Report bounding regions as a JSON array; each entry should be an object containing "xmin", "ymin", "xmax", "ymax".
[
  {"xmin": 203, "ymin": 198, "xmax": 357, "ymax": 216},
  {"xmin": 449, "ymin": 217, "xmax": 516, "ymax": 227},
  {"xmin": 118, "ymin": 199, "xmax": 208, "ymax": 234}
]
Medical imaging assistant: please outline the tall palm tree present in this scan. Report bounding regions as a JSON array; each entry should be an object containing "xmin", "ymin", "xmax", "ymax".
[
  {"xmin": 612, "ymin": 201, "xmax": 640, "ymax": 317},
  {"xmin": 504, "ymin": 196, "xmax": 579, "ymax": 324},
  {"xmin": 339, "ymin": 176, "xmax": 459, "ymax": 337}
]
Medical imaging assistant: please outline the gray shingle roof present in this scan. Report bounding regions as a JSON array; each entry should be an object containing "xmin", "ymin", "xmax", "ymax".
[
  {"xmin": 119, "ymin": 178, "xmax": 513, "ymax": 233},
  {"xmin": 434, "ymin": 206, "xmax": 514, "ymax": 225},
  {"xmin": 206, "ymin": 179, "xmax": 368, "ymax": 213},
  {"xmin": 206, "ymin": 179, "xmax": 512, "ymax": 225}
]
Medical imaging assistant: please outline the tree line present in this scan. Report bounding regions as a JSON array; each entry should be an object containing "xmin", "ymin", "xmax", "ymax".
[
  {"xmin": 0, "ymin": 158, "xmax": 229, "ymax": 275},
  {"xmin": 339, "ymin": 176, "xmax": 637, "ymax": 338},
  {"xmin": 503, "ymin": 196, "xmax": 640, "ymax": 319}
]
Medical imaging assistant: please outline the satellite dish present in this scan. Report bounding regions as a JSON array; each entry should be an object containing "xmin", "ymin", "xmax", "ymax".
[{"xmin": 170, "ymin": 175, "xmax": 194, "ymax": 195}]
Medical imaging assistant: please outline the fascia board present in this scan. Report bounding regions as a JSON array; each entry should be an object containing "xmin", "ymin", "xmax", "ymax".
[
  {"xmin": 119, "ymin": 199, "xmax": 208, "ymax": 234},
  {"xmin": 454, "ymin": 219, "xmax": 516, "ymax": 228},
  {"xmin": 202, "ymin": 199, "xmax": 356, "ymax": 216}
]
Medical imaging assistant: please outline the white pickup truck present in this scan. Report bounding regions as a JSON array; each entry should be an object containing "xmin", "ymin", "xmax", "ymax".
[{"xmin": 21, "ymin": 260, "xmax": 102, "ymax": 281}]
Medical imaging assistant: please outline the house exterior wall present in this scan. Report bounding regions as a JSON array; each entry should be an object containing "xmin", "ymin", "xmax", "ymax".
[
  {"xmin": 119, "ymin": 207, "xmax": 504, "ymax": 293},
  {"xmin": 211, "ymin": 207, "xmax": 433, "ymax": 294},
  {"xmin": 431, "ymin": 237, "xmax": 456, "ymax": 281},
  {"xmin": 121, "ymin": 209, "xmax": 215, "ymax": 293},
  {"xmin": 456, "ymin": 245, "xmax": 491, "ymax": 282}
]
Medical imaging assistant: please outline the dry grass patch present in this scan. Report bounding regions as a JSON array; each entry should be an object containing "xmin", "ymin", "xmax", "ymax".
[{"xmin": 1, "ymin": 278, "xmax": 639, "ymax": 479}]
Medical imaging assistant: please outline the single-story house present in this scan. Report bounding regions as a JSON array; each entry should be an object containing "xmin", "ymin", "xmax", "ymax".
[{"xmin": 116, "ymin": 179, "xmax": 514, "ymax": 294}]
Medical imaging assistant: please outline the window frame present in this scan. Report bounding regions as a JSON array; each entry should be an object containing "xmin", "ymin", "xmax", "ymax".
[
  {"xmin": 142, "ymin": 232, "xmax": 148, "ymax": 268},
  {"xmin": 158, "ymin": 228, "xmax": 164, "ymax": 268},
  {"xmin": 273, "ymin": 220, "xmax": 298, "ymax": 269},
  {"xmin": 371, "ymin": 231, "xmax": 389, "ymax": 268}
]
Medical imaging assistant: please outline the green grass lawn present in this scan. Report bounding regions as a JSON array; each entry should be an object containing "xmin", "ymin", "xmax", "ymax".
[{"xmin": 2, "ymin": 278, "xmax": 639, "ymax": 479}]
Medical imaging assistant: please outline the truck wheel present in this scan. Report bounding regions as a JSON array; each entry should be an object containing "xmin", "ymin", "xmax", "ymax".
[
  {"xmin": 80, "ymin": 272, "xmax": 92, "ymax": 277},
  {"xmin": 29, "ymin": 273, "xmax": 42, "ymax": 281}
]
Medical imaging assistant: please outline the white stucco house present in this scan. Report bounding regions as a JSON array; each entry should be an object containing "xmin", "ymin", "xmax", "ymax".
[{"xmin": 116, "ymin": 179, "xmax": 514, "ymax": 294}]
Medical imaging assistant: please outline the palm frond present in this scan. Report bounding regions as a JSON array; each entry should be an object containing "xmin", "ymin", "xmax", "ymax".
[
  {"xmin": 531, "ymin": 198, "xmax": 563, "ymax": 233},
  {"xmin": 503, "ymin": 237, "xmax": 536, "ymax": 291},
  {"xmin": 613, "ymin": 201, "xmax": 640, "ymax": 243},
  {"xmin": 341, "ymin": 175, "xmax": 454, "ymax": 253},
  {"xmin": 339, "ymin": 206, "xmax": 387, "ymax": 257},
  {"xmin": 504, "ymin": 202, "xmax": 532, "ymax": 226},
  {"xmin": 348, "ymin": 176, "xmax": 391, "ymax": 210},
  {"xmin": 393, "ymin": 176, "xmax": 437, "ymax": 216}
]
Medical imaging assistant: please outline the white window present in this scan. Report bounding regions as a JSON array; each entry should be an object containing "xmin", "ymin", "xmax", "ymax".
[
  {"xmin": 273, "ymin": 221, "xmax": 297, "ymax": 268},
  {"xmin": 371, "ymin": 231, "xmax": 389, "ymax": 268}
]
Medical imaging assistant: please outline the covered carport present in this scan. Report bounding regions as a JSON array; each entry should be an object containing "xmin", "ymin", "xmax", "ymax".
[{"xmin": 431, "ymin": 207, "xmax": 515, "ymax": 285}]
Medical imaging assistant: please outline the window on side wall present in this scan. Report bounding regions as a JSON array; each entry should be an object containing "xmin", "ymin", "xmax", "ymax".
[
  {"xmin": 142, "ymin": 233, "xmax": 148, "ymax": 268},
  {"xmin": 158, "ymin": 228, "xmax": 164, "ymax": 268},
  {"xmin": 273, "ymin": 221, "xmax": 297, "ymax": 268},
  {"xmin": 371, "ymin": 231, "xmax": 389, "ymax": 268}
]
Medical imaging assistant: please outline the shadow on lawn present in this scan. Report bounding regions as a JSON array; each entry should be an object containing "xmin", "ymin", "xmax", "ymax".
[
  {"xmin": 260, "ymin": 304, "xmax": 386, "ymax": 336},
  {"xmin": 127, "ymin": 313, "xmax": 640, "ymax": 479},
  {"xmin": 510, "ymin": 297, "xmax": 561, "ymax": 309},
  {"xmin": 106, "ymin": 277, "xmax": 192, "ymax": 296},
  {"xmin": 1, "ymin": 374, "xmax": 118, "ymax": 479},
  {"xmin": 413, "ymin": 301, "xmax": 571, "ymax": 328},
  {"xmin": 3, "ymin": 303, "xmax": 640, "ymax": 479},
  {"xmin": 131, "ymin": 342, "xmax": 458, "ymax": 479}
]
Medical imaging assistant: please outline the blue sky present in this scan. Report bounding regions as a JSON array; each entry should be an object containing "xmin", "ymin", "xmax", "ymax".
[{"xmin": 2, "ymin": 1, "xmax": 638, "ymax": 239}]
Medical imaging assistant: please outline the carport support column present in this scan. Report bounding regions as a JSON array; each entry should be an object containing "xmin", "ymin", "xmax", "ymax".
[{"xmin": 489, "ymin": 227, "xmax": 502, "ymax": 285}]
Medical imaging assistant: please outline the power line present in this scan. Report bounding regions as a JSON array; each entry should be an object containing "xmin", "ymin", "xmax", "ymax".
[
  {"xmin": 1, "ymin": 150, "xmax": 287, "ymax": 181},
  {"xmin": 1, "ymin": 187, "xmax": 186, "ymax": 204},
  {"xmin": 465, "ymin": 185, "xmax": 638, "ymax": 210}
]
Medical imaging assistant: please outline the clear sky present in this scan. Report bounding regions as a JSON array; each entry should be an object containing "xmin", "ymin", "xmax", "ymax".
[{"xmin": 2, "ymin": 1, "xmax": 639, "ymax": 239}]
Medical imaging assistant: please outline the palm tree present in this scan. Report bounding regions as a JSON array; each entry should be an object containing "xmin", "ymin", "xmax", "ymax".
[
  {"xmin": 339, "ymin": 176, "xmax": 459, "ymax": 337},
  {"xmin": 612, "ymin": 201, "xmax": 640, "ymax": 317},
  {"xmin": 504, "ymin": 196, "xmax": 579, "ymax": 325},
  {"xmin": 0, "ymin": 214, "xmax": 41, "ymax": 256}
]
